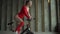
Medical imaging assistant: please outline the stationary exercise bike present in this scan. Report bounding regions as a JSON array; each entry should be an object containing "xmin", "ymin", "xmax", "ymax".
[
  {"xmin": 8, "ymin": 19, "xmax": 34, "ymax": 34},
  {"xmin": 20, "ymin": 21, "xmax": 33, "ymax": 34}
]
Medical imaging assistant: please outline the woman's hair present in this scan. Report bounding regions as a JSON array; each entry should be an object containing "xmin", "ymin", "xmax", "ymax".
[{"xmin": 25, "ymin": 0, "xmax": 31, "ymax": 5}]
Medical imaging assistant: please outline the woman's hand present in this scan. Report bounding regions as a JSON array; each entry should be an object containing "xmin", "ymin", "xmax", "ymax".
[{"xmin": 27, "ymin": 16, "xmax": 32, "ymax": 21}]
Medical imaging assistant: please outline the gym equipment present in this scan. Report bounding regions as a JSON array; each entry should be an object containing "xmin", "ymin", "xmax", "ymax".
[
  {"xmin": 20, "ymin": 23, "xmax": 34, "ymax": 34},
  {"xmin": 8, "ymin": 22, "xmax": 14, "ymax": 32},
  {"xmin": 8, "ymin": 19, "xmax": 34, "ymax": 34}
]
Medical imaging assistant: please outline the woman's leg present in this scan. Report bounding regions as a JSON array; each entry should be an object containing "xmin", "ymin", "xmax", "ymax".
[
  {"xmin": 15, "ymin": 22, "xmax": 24, "ymax": 34},
  {"xmin": 14, "ymin": 15, "xmax": 24, "ymax": 34}
]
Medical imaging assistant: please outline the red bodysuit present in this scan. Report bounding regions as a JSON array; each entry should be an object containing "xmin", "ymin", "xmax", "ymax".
[
  {"xmin": 18, "ymin": 5, "xmax": 30, "ymax": 19},
  {"xmin": 15, "ymin": 5, "xmax": 30, "ymax": 34}
]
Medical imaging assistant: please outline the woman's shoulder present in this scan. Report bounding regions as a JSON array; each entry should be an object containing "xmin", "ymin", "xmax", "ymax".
[
  {"xmin": 22, "ymin": 5, "xmax": 26, "ymax": 8},
  {"xmin": 22, "ymin": 5, "xmax": 27, "ymax": 10}
]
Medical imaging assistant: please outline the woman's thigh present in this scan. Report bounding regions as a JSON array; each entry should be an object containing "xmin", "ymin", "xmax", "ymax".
[{"xmin": 14, "ymin": 17, "xmax": 21, "ymax": 24}]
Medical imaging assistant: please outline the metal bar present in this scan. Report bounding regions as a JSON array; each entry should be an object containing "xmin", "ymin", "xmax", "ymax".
[
  {"xmin": 48, "ymin": 0, "xmax": 52, "ymax": 32},
  {"xmin": 5, "ymin": 0, "xmax": 13, "ymax": 31},
  {"xmin": 54, "ymin": 0, "xmax": 59, "ymax": 32},
  {"xmin": 0, "ymin": 0, "xmax": 2, "ymax": 30},
  {"xmin": 58, "ymin": 0, "xmax": 60, "ymax": 17},
  {"xmin": 55, "ymin": 0, "xmax": 59, "ymax": 28},
  {"xmin": 11, "ymin": 0, "xmax": 13, "ymax": 22},
  {"xmin": 1, "ymin": 0, "xmax": 6, "ymax": 31},
  {"xmin": 35, "ymin": 0, "xmax": 38, "ymax": 32},
  {"xmin": 41, "ymin": 0, "xmax": 45, "ymax": 32},
  {"xmin": 4, "ymin": 0, "xmax": 7, "ymax": 31},
  {"xmin": 11, "ymin": 0, "xmax": 13, "ymax": 31}
]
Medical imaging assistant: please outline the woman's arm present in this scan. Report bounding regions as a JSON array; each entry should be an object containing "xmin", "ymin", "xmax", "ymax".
[{"xmin": 23, "ymin": 8, "xmax": 31, "ymax": 19}]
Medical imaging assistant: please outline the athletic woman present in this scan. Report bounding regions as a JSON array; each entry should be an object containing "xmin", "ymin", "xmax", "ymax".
[{"xmin": 15, "ymin": 0, "xmax": 32, "ymax": 34}]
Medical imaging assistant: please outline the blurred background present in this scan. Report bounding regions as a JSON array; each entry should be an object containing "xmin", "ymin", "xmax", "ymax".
[{"xmin": 0, "ymin": 0, "xmax": 60, "ymax": 34}]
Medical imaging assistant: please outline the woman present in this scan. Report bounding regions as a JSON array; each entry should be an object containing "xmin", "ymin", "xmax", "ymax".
[{"xmin": 15, "ymin": 0, "xmax": 32, "ymax": 34}]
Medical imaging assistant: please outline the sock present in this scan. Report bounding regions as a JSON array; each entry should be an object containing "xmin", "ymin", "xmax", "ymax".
[
  {"xmin": 16, "ymin": 31, "xmax": 18, "ymax": 34},
  {"xmin": 16, "ymin": 31, "xmax": 20, "ymax": 34}
]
